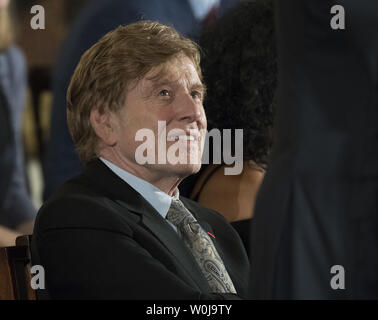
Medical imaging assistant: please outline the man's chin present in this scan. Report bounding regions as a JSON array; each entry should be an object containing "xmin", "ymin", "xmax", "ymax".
[
  {"xmin": 172, "ymin": 163, "xmax": 202, "ymax": 177},
  {"xmin": 155, "ymin": 163, "xmax": 201, "ymax": 178}
]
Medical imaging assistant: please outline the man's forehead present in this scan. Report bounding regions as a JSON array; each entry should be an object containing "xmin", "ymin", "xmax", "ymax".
[
  {"xmin": 144, "ymin": 55, "xmax": 201, "ymax": 86},
  {"xmin": 126, "ymin": 55, "xmax": 202, "ymax": 96}
]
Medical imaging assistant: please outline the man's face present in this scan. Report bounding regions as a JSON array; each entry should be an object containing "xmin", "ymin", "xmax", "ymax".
[{"xmin": 111, "ymin": 54, "xmax": 207, "ymax": 184}]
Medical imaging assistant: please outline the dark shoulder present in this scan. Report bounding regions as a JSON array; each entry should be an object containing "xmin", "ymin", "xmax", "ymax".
[
  {"xmin": 35, "ymin": 174, "xmax": 133, "ymax": 235},
  {"xmin": 46, "ymin": 172, "xmax": 103, "ymax": 202}
]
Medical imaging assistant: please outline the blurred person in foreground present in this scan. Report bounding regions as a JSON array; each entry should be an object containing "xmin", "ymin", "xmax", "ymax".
[
  {"xmin": 251, "ymin": 0, "xmax": 378, "ymax": 299},
  {"xmin": 32, "ymin": 21, "xmax": 249, "ymax": 300},
  {"xmin": 0, "ymin": 0, "xmax": 36, "ymax": 247}
]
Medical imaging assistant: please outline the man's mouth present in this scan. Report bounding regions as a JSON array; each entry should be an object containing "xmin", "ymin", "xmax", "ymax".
[
  {"xmin": 167, "ymin": 131, "xmax": 200, "ymax": 142},
  {"xmin": 168, "ymin": 135, "xmax": 195, "ymax": 141}
]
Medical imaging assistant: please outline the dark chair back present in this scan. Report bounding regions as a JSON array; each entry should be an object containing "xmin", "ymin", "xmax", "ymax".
[{"xmin": 0, "ymin": 235, "xmax": 36, "ymax": 300}]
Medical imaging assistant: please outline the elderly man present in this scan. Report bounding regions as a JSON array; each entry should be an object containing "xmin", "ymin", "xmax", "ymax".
[{"xmin": 31, "ymin": 21, "xmax": 249, "ymax": 300}]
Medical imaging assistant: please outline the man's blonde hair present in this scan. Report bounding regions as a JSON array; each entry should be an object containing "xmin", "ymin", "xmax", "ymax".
[{"xmin": 67, "ymin": 21, "xmax": 202, "ymax": 163}]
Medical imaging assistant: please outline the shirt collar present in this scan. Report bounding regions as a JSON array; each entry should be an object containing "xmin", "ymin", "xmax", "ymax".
[{"xmin": 100, "ymin": 157, "xmax": 178, "ymax": 219}]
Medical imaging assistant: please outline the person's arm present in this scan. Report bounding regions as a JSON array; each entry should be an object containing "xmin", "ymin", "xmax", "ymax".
[
  {"xmin": 0, "ymin": 78, "xmax": 19, "ymax": 249},
  {"xmin": 0, "ymin": 225, "xmax": 21, "ymax": 247},
  {"xmin": 196, "ymin": 163, "xmax": 265, "ymax": 222},
  {"xmin": 0, "ymin": 66, "xmax": 13, "ymax": 210},
  {"xmin": 16, "ymin": 219, "xmax": 34, "ymax": 235},
  {"xmin": 0, "ymin": 220, "xmax": 34, "ymax": 247}
]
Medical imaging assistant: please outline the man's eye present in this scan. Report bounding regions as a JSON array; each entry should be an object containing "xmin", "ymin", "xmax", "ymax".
[
  {"xmin": 191, "ymin": 91, "xmax": 202, "ymax": 100},
  {"xmin": 159, "ymin": 89, "xmax": 170, "ymax": 97}
]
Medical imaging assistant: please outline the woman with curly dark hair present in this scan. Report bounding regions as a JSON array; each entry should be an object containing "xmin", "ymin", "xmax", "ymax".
[{"xmin": 184, "ymin": 0, "xmax": 276, "ymax": 232}]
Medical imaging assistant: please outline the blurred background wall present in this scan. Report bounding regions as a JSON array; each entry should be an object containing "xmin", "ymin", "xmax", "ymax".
[{"xmin": 10, "ymin": 0, "xmax": 88, "ymax": 208}]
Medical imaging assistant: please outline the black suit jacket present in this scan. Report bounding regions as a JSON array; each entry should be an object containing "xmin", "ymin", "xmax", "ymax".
[
  {"xmin": 32, "ymin": 159, "xmax": 249, "ymax": 299},
  {"xmin": 250, "ymin": 0, "xmax": 378, "ymax": 299}
]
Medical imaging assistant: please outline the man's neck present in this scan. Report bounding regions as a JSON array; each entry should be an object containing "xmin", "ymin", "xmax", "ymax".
[{"xmin": 100, "ymin": 152, "xmax": 183, "ymax": 196}]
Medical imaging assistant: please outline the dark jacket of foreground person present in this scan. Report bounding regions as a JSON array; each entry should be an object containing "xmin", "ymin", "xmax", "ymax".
[{"xmin": 250, "ymin": 0, "xmax": 378, "ymax": 299}]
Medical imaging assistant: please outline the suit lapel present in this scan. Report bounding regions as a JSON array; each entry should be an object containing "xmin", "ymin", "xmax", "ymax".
[
  {"xmin": 139, "ymin": 207, "xmax": 211, "ymax": 293},
  {"xmin": 84, "ymin": 159, "xmax": 211, "ymax": 293}
]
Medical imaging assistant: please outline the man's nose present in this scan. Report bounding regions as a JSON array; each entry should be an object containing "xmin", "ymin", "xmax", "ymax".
[{"xmin": 176, "ymin": 93, "xmax": 205, "ymax": 126}]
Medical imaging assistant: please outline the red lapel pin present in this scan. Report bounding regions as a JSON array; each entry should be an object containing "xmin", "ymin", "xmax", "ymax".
[{"xmin": 207, "ymin": 232, "xmax": 216, "ymax": 239}]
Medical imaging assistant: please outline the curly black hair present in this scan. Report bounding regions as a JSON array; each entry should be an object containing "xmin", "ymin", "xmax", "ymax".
[{"xmin": 199, "ymin": 0, "xmax": 276, "ymax": 166}]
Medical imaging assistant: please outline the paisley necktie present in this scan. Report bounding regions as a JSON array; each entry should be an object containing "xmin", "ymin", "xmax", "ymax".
[{"xmin": 166, "ymin": 199, "xmax": 236, "ymax": 293}]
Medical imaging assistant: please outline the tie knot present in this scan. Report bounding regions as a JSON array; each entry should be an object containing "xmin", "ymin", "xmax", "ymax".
[{"xmin": 166, "ymin": 199, "xmax": 199, "ymax": 232}]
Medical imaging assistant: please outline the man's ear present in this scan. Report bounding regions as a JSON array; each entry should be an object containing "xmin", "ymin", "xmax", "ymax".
[{"xmin": 90, "ymin": 107, "xmax": 118, "ymax": 146}]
